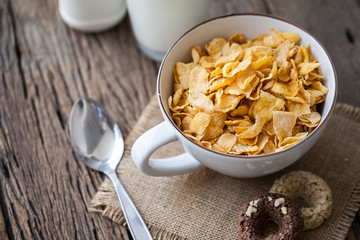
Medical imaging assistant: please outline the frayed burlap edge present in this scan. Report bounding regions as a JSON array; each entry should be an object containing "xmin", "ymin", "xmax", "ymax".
[
  {"xmin": 89, "ymin": 103, "xmax": 360, "ymax": 240},
  {"xmin": 88, "ymin": 180, "xmax": 187, "ymax": 240},
  {"xmin": 332, "ymin": 177, "xmax": 360, "ymax": 239},
  {"xmin": 88, "ymin": 177, "xmax": 189, "ymax": 240},
  {"xmin": 330, "ymin": 103, "xmax": 360, "ymax": 239},
  {"xmin": 334, "ymin": 103, "xmax": 360, "ymax": 121}
]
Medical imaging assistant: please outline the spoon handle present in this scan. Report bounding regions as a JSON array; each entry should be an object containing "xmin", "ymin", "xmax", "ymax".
[{"xmin": 108, "ymin": 171, "xmax": 153, "ymax": 240}]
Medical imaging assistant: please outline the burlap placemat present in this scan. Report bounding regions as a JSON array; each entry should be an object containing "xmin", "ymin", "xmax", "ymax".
[{"xmin": 90, "ymin": 95, "xmax": 360, "ymax": 239}]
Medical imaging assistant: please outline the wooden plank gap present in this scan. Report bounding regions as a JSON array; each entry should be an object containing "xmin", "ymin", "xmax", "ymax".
[
  {"xmin": 0, "ymin": 113, "xmax": 9, "ymax": 155},
  {"xmin": 0, "ymin": 181, "xmax": 11, "ymax": 240},
  {"xmin": 90, "ymin": 218, "xmax": 100, "ymax": 240},
  {"xmin": 70, "ymin": 150, "xmax": 84, "ymax": 172},
  {"xmin": 74, "ymin": 56, "xmax": 90, "ymax": 98},
  {"xmin": 76, "ymin": 67, "xmax": 88, "ymax": 97},
  {"xmin": 30, "ymin": 99, "xmax": 45, "ymax": 146},
  {"xmin": 69, "ymin": 205, "xmax": 79, "ymax": 240},
  {"xmin": 356, "ymin": 0, "xmax": 360, "ymax": 9},
  {"xmin": 85, "ymin": 166, "xmax": 102, "ymax": 194},
  {"xmin": 55, "ymin": 62, "xmax": 74, "ymax": 108},
  {"xmin": 7, "ymin": 0, "xmax": 27, "ymax": 99},
  {"xmin": 35, "ymin": 61, "xmax": 47, "ymax": 90},
  {"xmin": 346, "ymin": 28, "xmax": 355, "ymax": 44},
  {"xmin": 105, "ymin": 80, "xmax": 126, "ymax": 111},
  {"xmin": 65, "ymin": 161, "xmax": 75, "ymax": 190},
  {"xmin": 1, "ymin": 72, "xmax": 7, "ymax": 90},
  {"xmin": 27, "ymin": 200, "xmax": 39, "ymax": 220},
  {"xmin": 10, "ymin": 152, "xmax": 19, "ymax": 173},
  {"xmin": 27, "ymin": 218, "xmax": 44, "ymax": 240},
  {"xmin": 66, "ymin": 28, "xmax": 89, "ymax": 98},
  {"xmin": 76, "ymin": 176, "xmax": 91, "ymax": 211},
  {"xmin": 49, "ymin": 78, "xmax": 66, "ymax": 130},
  {"xmin": 0, "ymin": 158, "xmax": 10, "ymax": 180},
  {"xmin": 9, "ymin": 202, "xmax": 27, "ymax": 239}
]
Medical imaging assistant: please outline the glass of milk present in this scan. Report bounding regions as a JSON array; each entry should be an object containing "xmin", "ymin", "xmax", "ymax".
[
  {"xmin": 126, "ymin": 0, "xmax": 212, "ymax": 61},
  {"xmin": 59, "ymin": 0, "xmax": 127, "ymax": 32}
]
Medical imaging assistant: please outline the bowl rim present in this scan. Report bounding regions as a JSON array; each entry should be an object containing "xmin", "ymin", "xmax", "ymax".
[{"xmin": 157, "ymin": 13, "xmax": 338, "ymax": 161}]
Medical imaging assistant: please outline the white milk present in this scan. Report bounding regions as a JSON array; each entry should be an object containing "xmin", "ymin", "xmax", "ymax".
[
  {"xmin": 126, "ymin": 0, "xmax": 211, "ymax": 61},
  {"xmin": 59, "ymin": 0, "xmax": 126, "ymax": 32}
]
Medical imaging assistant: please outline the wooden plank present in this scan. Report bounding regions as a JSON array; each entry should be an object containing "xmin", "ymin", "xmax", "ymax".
[
  {"xmin": 0, "ymin": 0, "xmax": 132, "ymax": 238},
  {"xmin": 211, "ymin": 0, "xmax": 360, "ymax": 108},
  {"xmin": 66, "ymin": 17, "xmax": 159, "ymax": 136},
  {"xmin": 0, "ymin": 0, "xmax": 261, "ymax": 239},
  {"xmin": 209, "ymin": 0, "xmax": 269, "ymax": 16},
  {"xmin": 266, "ymin": 0, "xmax": 360, "ymax": 107},
  {"xmin": 0, "ymin": 206, "xmax": 9, "ymax": 240},
  {"xmin": 0, "ymin": 0, "xmax": 22, "ymax": 239},
  {"xmin": 0, "ymin": 0, "xmax": 359, "ymax": 240}
]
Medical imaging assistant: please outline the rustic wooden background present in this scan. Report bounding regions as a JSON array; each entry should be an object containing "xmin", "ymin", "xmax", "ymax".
[{"xmin": 0, "ymin": 0, "xmax": 359, "ymax": 239}]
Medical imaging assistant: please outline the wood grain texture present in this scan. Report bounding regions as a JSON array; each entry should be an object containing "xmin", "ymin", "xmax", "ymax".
[
  {"xmin": 266, "ymin": 0, "xmax": 360, "ymax": 107},
  {"xmin": 0, "ymin": 0, "xmax": 359, "ymax": 239},
  {"xmin": 0, "ymin": 0, "xmax": 151, "ymax": 238}
]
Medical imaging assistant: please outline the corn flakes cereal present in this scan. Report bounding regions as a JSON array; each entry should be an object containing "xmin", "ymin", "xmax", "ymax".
[{"xmin": 168, "ymin": 29, "xmax": 328, "ymax": 155}]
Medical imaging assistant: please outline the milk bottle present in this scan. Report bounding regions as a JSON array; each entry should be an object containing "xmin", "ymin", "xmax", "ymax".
[{"xmin": 126, "ymin": 0, "xmax": 211, "ymax": 61}]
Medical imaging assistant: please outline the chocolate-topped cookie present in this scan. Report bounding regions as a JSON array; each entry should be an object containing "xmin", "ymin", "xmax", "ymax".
[{"xmin": 238, "ymin": 193, "xmax": 303, "ymax": 240}]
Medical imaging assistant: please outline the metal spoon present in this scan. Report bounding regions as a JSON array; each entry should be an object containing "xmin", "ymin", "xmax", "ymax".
[{"xmin": 69, "ymin": 98, "xmax": 153, "ymax": 240}]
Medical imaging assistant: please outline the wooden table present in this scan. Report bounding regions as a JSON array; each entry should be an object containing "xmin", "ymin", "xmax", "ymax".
[{"xmin": 1, "ymin": 0, "xmax": 359, "ymax": 239}]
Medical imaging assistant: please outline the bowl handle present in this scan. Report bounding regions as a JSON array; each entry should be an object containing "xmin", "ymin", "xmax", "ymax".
[{"xmin": 131, "ymin": 121, "xmax": 204, "ymax": 176}]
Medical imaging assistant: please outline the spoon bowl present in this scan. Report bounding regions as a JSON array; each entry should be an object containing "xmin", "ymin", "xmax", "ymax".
[
  {"xmin": 69, "ymin": 98, "xmax": 123, "ymax": 173},
  {"xmin": 69, "ymin": 98, "xmax": 153, "ymax": 240}
]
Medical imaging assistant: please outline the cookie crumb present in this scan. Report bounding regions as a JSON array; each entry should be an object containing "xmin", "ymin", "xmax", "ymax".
[
  {"xmin": 281, "ymin": 207, "xmax": 288, "ymax": 215},
  {"xmin": 251, "ymin": 199, "xmax": 260, "ymax": 207},
  {"xmin": 246, "ymin": 205, "xmax": 257, "ymax": 217},
  {"xmin": 275, "ymin": 198, "xmax": 285, "ymax": 207}
]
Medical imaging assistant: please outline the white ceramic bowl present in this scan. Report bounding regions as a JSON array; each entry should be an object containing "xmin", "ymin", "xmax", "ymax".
[{"xmin": 132, "ymin": 14, "xmax": 337, "ymax": 178}]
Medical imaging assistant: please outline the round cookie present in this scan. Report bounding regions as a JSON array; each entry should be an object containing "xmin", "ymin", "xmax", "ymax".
[
  {"xmin": 269, "ymin": 170, "xmax": 332, "ymax": 230},
  {"xmin": 238, "ymin": 193, "xmax": 303, "ymax": 240}
]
